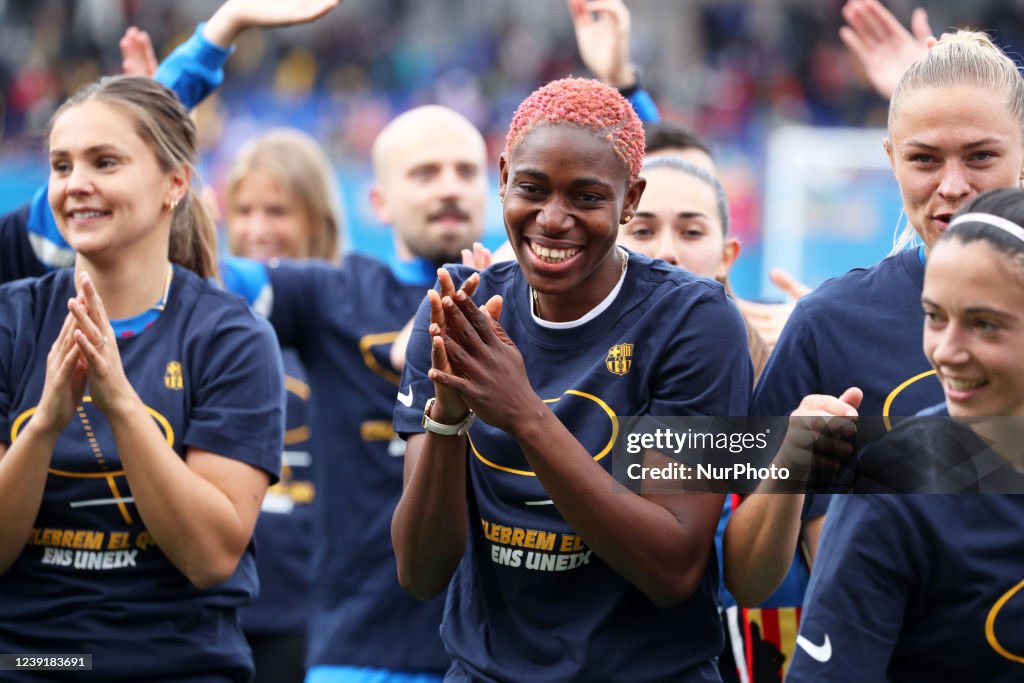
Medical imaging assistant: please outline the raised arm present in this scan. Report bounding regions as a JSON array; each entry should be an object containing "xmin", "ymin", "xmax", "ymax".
[
  {"xmin": 568, "ymin": 0, "xmax": 660, "ymax": 122},
  {"xmin": 838, "ymin": 0, "xmax": 934, "ymax": 99},
  {"xmin": 1, "ymin": 0, "xmax": 344, "ymax": 287},
  {"xmin": 569, "ymin": 0, "xmax": 634, "ymax": 88},
  {"xmin": 156, "ymin": 0, "xmax": 341, "ymax": 109},
  {"xmin": 723, "ymin": 388, "xmax": 862, "ymax": 606},
  {"xmin": 202, "ymin": 0, "xmax": 341, "ymax": 48}
]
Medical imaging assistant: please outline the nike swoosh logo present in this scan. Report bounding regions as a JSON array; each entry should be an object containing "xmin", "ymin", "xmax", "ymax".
[
  {"xmin": 397, "ymin": 387, "xmax": 413, "ymax": 407},
  {"xmin": 796, "ymin": 633, "xmax": 832, "ymax": 663}
]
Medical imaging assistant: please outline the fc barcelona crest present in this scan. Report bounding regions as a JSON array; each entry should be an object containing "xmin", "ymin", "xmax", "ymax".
[
  {"xmin": 164, "ymin": 361, "xmax": 184, "ymax": 390},
  {"xmin": 606, "ymin": 343, "xmax": 634, "ymax": 376}
]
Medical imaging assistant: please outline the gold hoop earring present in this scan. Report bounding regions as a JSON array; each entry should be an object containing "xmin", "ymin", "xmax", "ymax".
[{"xmin": 167, "ymin": 198, "xmax": 179, "ymax": 213}]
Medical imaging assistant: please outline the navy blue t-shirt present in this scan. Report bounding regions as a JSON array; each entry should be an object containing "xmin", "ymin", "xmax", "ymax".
[
  {"xmin": 0, "ymin": 267, "xmax": 284, "ymax": 682},
  {"xmin": 789, "ymin": 492, "xmax": 1024, "ymax": 682},
  {"xmin": 239, "ymin": 349, "xmax": 314, "ymax": 636},
  {"xmin": 394, "ymin": 253, "xmax": 752, "ymax": 683},
  {"xmin": 266, "ymin": 253, "xmax": 450, "ymax": 672},
  {"xmin": 753, "ymin": 248, "xmax": 943, "ymax": 420},
  {"xmin": 753, "ymin": 248, "xmax": 945, "ymax": 518}
]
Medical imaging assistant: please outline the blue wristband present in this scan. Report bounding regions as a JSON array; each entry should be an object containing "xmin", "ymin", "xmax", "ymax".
[{"xmin": 626, "ymin": 88, "xmax": 661, "ymax": 124}]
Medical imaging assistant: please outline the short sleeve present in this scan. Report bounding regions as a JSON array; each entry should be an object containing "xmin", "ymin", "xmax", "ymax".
[
  {"xmin": 752, "ymin": 298, "xmax": 820, "ymax": 417},
  {"xmin": 786, "ymin": 495, "xmax": 915, "ymax": 682},
  {"xmin": 266, "ymin": 261, "xmax": 335, "ymax": 350},
  {"xmin": 802, "ymin": 492, "xmax": 831, "ymax": 520},
  {"xmin": 652, "ymin": 287, "xmax": 751, "ymax": 417},
  {"xmin": 183, "ymin": 306, "xmax": 285, "ymax": 481}
]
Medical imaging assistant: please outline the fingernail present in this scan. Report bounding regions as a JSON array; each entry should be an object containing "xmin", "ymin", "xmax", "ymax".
[
  {"xmin": 442, "ymin": 297, "xmax": 453, "ymax": 308},
  {"xmin": 455, "ymin": 290, "xmax": 466, "ymax": 301}
]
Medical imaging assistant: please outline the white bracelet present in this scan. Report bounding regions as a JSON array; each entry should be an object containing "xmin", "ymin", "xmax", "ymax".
[{"xmin": 421, "ymin": 397, "xmax": 476, "ymax": 436}]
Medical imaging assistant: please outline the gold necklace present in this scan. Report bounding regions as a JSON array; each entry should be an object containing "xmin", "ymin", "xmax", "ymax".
[
  {"xmin": 531, "ymin": 248, "xmax": 628, "ymax": 315},
  {"xmin": 153, "ymin": 264, "xmax": 173, "ymax": 312}
]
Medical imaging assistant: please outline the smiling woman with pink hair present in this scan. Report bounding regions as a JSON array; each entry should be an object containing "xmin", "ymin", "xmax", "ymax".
[{"xmin": 392, "ymin": 77, "xmax": 752, "ymax": 683}]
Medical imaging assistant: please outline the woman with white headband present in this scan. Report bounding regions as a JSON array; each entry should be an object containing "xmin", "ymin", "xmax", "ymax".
[{"xmin": 787, "ymin": 187, "xmax": 1024, "ymax": 682}]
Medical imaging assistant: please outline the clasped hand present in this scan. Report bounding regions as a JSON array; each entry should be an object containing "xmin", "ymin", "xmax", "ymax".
[
  {"xmin": 34, "ymin": 272, "xmax": 134, "ymax": 435},
  {"xmin": 426, "ymin": 269, "xmax": 542, "ymax": 434}
]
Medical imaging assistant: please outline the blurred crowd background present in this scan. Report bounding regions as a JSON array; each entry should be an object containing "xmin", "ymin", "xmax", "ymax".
[{"xmin": 2, "ymin": 0, "xmax": 1023, "ymax": 297}]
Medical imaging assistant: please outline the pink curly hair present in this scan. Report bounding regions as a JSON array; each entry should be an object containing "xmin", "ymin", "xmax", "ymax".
[{"xmin": 505, "ymin": 77, "xmax": 645, "ymax": 183}]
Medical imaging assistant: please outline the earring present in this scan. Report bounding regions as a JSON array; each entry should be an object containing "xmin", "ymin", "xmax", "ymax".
[
  {"xmin": 499, "ymin": 194, "xmax": 505, "ymax": 204},
  {"xmin": 621, "ymin": 214, "xmax": 633, "ymax": 224},
  {"xmin": 167, "ymin": 198, "xmax": 179, "ymax": 213}
]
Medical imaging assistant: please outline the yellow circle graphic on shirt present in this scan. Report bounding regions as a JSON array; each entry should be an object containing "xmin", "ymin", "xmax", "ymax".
[
  {"xmin": 11, "ymin": 397, "xmax": 174, "ymax": 465},
  {"xmin": 882, "ymin": 370, "xmax": 938, "ymax": 431},
  {"xmin": 10, "ymin": 398, "xmax": 174, "ymax": 525},
  {"xmin": 986, "ymin": 578, "xmax": 1024, "ymax": 663},
  {"xmin": 469, "ymin": 390, "xmax": 618, "ymax": 477}
]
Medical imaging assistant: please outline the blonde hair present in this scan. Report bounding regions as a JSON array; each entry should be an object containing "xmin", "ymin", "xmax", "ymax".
[
  {"xmin": 889, "ymin": 30, "xmax": 1024, "ymax": 253},
  {"xmin": 225, "ymin": 128, "xmax": 344, "ymax": 262},
  {"xmin": 51, "ymin": 76, "xmax": 219, "ymax": 279}
]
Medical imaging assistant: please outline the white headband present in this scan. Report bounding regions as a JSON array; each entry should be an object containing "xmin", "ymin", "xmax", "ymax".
[{"xmin": 948, "ymin": 212, "xmax": 1024, "ymax": 243}]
